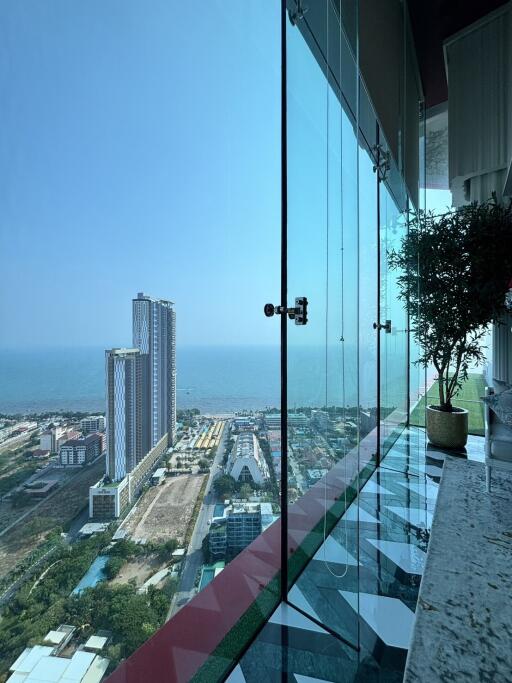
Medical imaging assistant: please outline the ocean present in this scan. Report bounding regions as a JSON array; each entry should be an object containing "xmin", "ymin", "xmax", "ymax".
[
  {"xmin": 0, "ymin": 344, "xmax": 407, "ymax": 415},
  {"xmin": 0, "ymin": 346, "xmax": 282, "ymax": 415}
]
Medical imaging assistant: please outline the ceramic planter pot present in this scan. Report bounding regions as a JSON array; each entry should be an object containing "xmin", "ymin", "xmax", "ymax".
[{"xmin": 426, "ymin": 405, "xmax": 469, "ymax": 449}]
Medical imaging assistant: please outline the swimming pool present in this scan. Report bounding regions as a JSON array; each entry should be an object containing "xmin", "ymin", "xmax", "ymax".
[
  {"xmin": 199, "ymin": 567, "xmax": 215, "ymax": 591},
  {"xmin": 71, "ymin": 555, "xmax": 108, "ymax": 595},
  {"xmin": 213, "ymin": 503, "xmax": 225, "ymax": 518}
]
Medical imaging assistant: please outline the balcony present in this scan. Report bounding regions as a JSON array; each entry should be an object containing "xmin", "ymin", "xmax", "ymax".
[{"xmin": 104, "ymin": 425, "xmax": 512, "ymax": 682}]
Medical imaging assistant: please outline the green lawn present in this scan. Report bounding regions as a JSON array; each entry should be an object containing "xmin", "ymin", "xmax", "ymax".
[{"xmin": 411, "ymin": 372, "xmax": 487, "ymax": 436}]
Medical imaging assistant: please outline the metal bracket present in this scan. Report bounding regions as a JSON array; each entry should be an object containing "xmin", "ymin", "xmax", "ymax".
[
  {"xmin": 373, "ymin": 320, "xmax": 392, "ymax": 334},
  {"xmin": 264, "ymin": 297, "xmax": 308, "ymax": 326},
  {"xmin": 371, "ymin": 144, "xmax": 391, "ymax": 183},
  {"xmin": 293, "ymin": 297, "xmax": 308, "ymax": 325},
  {"xmin": 288, "ymin": 1, "xmax": 308, "ymax": 26}
]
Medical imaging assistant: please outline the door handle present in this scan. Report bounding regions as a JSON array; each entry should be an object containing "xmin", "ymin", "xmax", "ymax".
[{"xmin": 373, "ymin": 320, "xmax": 392, "ymax": 333}]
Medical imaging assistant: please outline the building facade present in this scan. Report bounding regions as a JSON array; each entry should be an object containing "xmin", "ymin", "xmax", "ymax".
[
  {"xmin": 105, "ymin": 348, "xmax": 143, "ymax": 481},
  {"xmin": 80, "ymin": 416, "xmax": 105, "ymax": 434},
  {"xmin": 264, "ymin": 413, "xmax": 309, "ymax": 430},
  {"xmin": 209, "ymin": 502, "xmax": 273, "ymax": 558},
  {"xmin": 89, "ymin": 433, "xmax": 167, "ymax": 519},
  {"xmin": 59, "ymin": 433, "xmax": 104, "ymax": 467},
  {"xmin": 133, "ymin": 293, "xmax": 177, "ymax": 450},
  {"xmin": 226, "ymin": 433, "xmax": 270, "ymax": 485}
]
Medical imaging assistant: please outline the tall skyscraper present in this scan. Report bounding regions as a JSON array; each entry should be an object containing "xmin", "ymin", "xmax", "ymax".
[
  {"xmin": 105, "ymin": 348, "xmax": 143, "ymax": 481},
  {"xmin": 133, "ymin": 293, "xmax": 177, "ymax": 450}
]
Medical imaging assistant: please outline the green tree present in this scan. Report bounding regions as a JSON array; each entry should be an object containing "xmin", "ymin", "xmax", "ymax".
[
  {"xmin": 157, "ymin": 538, "xmax": 178, "ymax": 562},
  {"xmin": 213, "ymin": 474, "xmax": 236, "ymax": 498},
  {"xmin": 239, "ymin": 483, "xmax": 252, "ymax": 500},
  {"xmin": 389, "ymin": 198, "xmax": 512, "ymax": 409},
  {"xmin": 104, "ymin": 556, "xmax": 124, "ymax": 580}
]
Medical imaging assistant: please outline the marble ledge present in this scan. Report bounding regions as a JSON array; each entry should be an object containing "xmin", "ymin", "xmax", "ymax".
[{"xmin": 404, "ymin": 456, "xmax": 512, "ymax": 683}]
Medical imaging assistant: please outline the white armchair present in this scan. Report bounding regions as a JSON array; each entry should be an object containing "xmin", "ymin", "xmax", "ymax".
[{"xmin": 484, "ymin": 386, "xmax": 512, "ymax": 492}]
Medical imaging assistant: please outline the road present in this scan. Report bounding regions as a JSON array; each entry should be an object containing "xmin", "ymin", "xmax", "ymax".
[{"xmin": 167, "ymin": 422, "xmax": 229, "ymax": 619}]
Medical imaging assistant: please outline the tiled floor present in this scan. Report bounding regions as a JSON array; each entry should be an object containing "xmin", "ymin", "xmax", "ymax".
[{"xmin": 227, "ymin": 427, "xmax": 485, "ymax": 683}]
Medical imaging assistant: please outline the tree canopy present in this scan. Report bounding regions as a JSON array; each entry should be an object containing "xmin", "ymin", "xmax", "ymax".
[{"xmin": 389, "ymin": 198, "xmax": 512, "ymax": 409}]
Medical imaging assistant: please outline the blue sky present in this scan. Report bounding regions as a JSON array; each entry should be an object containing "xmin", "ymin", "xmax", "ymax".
[
  {"xmin": 0, "ymin": 1, "xmax": 452, "ymax": 353},
  {"xmin": 0, "ymin": 1, "xmax": 281, "ymax": 349}
]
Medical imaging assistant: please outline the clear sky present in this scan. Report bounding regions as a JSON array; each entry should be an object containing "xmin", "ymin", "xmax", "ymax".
[
  {"xmin": 0, "ymin": 2, "xmax": 454, "ymax": 354},
  {"xmin": 0, "ymin": 1, "xmax": 281, "ymax": 349}
]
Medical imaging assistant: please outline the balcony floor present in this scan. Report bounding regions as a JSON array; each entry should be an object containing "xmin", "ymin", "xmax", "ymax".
[{"xmin": 227, "ymin": 427, "xmax": 485, "ymax": 683}]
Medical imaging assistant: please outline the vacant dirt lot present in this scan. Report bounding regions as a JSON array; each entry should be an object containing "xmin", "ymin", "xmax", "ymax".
[
  {"xmin": 0, "ymin": 458, "xmax": 105, "ymax": 579},
  {"xmin": 125, "ymin": 474, "xmax": 205, "ymax": 545},
  {"xmin": 110, "ymin": 556, "xmax": 162, "ymax": 588}
]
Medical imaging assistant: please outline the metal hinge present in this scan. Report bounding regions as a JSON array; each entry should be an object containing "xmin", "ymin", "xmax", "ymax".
[
  {"xmin": 264, "ymin": 297, "xmax": 308, "ymax": 325},
  {"xmin": 373, "ymin": 320, "xmax": 392, "ymax": 334},
  {"xmin": 371, "ymin": 144, "xmax": 391, "ymax": 183}
]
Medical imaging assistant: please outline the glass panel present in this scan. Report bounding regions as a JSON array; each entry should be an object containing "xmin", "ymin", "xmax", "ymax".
[
  {"xmin": 0, "ymin": 1, "xmax": 281, "ymax": 679},
  {"xmin": 358, "ymin": 142, "xmax": 379, "ymax": 453},
  {"xmin": 379, "ymin": 182, "xmax": 408, "ymax": 454},
  {"xmin": 285, "ymin": 0, "xmax": 363, "ymax": 651}
]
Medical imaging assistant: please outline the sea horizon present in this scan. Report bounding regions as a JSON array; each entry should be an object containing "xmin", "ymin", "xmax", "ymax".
[
  {"xmin": 0, "ymin": 345, "xmax": 284, "ymax": 415},
  {"xmin": 0, "ymin": 343, "xmax": 413, "ymax": 416}
]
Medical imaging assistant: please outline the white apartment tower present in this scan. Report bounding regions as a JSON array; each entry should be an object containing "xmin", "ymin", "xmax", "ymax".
[
  {"xmin": 133, "ymin": 293, "xmax": 177, "ymax": 450},
  {"xmin": 105, "ymin": 348, "xmax": 142, "ymax": 481}
]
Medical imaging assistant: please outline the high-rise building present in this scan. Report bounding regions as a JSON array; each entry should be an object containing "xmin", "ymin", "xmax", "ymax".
[
  {"xmin": 133, "ymin": 292, "xmax": 177, "ymax": 450},
  {"xmin": 105, "ymin": 348, "xmax": 143, "ymax": 481}
]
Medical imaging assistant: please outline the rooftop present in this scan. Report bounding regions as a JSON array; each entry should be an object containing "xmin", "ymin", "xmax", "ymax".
[{"xmin": 9, "ymin": 646, "xmax": 109, "ymax": 683}]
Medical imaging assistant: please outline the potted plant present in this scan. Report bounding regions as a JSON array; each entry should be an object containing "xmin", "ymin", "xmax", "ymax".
[{"xmin": 389, "ymin": 197, "xmax": 512, "ymax": 449}]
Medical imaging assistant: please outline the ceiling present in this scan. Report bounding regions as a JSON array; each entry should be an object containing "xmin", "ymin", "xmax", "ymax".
[{"xmin": 407, "ymin": 0, "xmax": 509, "ymax": 108}]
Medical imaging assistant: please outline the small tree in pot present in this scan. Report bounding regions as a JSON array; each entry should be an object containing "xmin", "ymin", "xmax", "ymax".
[{"xmin": 389, "ymin": 197, "xmax": 512, "ymax": 449}]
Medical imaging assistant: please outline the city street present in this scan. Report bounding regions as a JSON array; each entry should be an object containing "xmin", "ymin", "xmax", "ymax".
[{"xmin": 167, "ymin": 422, "xmax": 228, "ymax": 619}]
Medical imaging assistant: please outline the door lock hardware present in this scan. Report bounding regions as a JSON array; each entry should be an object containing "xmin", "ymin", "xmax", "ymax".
[
  {"xmin": 264, "ymin": 297, "xmax": 308, "ymax": 325},
  {"xmin": 373, "ymin": 320, "xmax": 392, "ymax": 333}
]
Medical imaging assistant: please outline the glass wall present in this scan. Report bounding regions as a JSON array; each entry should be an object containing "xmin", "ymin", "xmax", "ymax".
[
  {"xmin": 284, "ymin": 0, "xmax": 424, "ymax": 662},
  {"xmin": 0, "ymin": 1, "xmax": 427, "ymax": 680},
  {"xmin": 0, "ymin": 2, "xmax": 282, "ymax": 681},
  {"xmin": 286, "ymin": 0, "xmax": 362, "ymax": 646},
  {"xmin": 379, "ymin": 179, "xmax": 409, "ymax": 453}
]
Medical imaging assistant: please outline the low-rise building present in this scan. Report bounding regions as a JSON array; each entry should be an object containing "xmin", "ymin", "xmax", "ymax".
[
  {"xmin": 89, "ymin": 476, "xmax": 129, "ymax": 520},
  {"xmin": 31, "ymin": 449, "xmax": 51, "ymax": 459},
  {"xmin": 226, "ymin": 433, "xmax": 269, "ymax": 485},
  {"xmin": 7, "ymin": 625, "xmax": 109, "ymax": 683},
  {"xmin": 23, "ymin": 480, "xmax": 58, "ymax": 498},
  {"xmin": 233, "ymin": 416, "xmax": 255, "ymax": 431},
  {"xmin": 78, "ymin": 522, "xmax": 109, "ymax": 538},
  {"xmin": 59, "ymin": 433, "xmax": 105, "ymax": 467},
  {"xmin": 80, "ymin": 415, "xmax": 106, "ymax": 434},
  {"xmin": 306, "ymin": 468, "xmax": 329, "ymax": 486},
  {"xmin": 40, "ymin": 427, "xmax": 81, "ymax": 454},
  {"xmin": 151, "ymin": 467, "xmax": 166, "ymax": 486},
  {"xmin": 209, "ymin": 502, "xmax": 274, "ymax": 558},
  {"xmin": 39, "ymin": 431, "xmax": 55, "ymax": 453},
  {"xmin": 264, "ymin": 413, "xmax": 309, "ymax": 430},
  {"xmin": 89, "ymin": 432, "xmax": 168, "ymax": 519}
]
